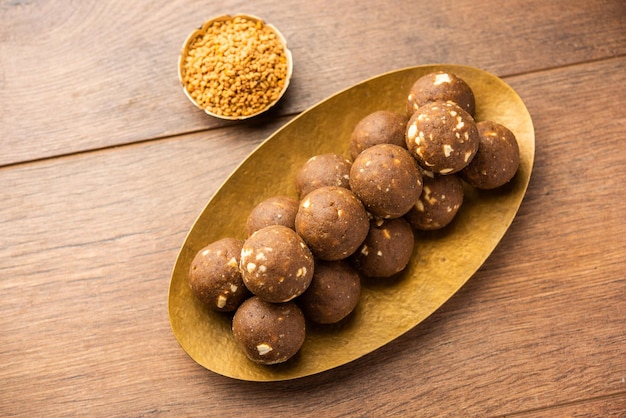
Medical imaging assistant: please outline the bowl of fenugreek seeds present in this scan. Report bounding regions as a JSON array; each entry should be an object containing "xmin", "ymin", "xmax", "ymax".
[{"xmin": 178, "ymin": 14, "xmax": 293, "ymax": 120}]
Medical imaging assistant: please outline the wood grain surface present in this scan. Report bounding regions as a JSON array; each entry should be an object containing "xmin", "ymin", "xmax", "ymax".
[{"xmin": 1, "ymin": 0, "xmax": 625, "ymax": 416}]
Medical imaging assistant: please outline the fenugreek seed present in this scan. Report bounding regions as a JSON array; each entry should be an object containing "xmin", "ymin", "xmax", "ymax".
[{"xmin": 182, "ymin": 16, "xmax": 288, "ymax": 118}]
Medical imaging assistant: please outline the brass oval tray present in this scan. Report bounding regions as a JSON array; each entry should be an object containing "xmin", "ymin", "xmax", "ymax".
[{"xmin": 168, "ymin": 64, "xmax": 535, "ymax": 381}]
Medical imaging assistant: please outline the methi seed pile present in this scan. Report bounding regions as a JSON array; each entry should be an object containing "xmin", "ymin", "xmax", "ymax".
[{"xmin": 181, "ymin": 16, "xmax": 289, "ymax": 118}]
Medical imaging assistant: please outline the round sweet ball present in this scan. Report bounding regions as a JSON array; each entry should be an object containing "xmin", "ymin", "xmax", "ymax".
[
  {"xmin": 188, "ymin": 237, "xmax": 250, "ymax": 312},
  {"xmin": 295, "ymin": 153, "xmax": 352, "ymax": 199},
  {"xmin": 460, "ymin": 120, "xmax": 520, "ymax": 189},
  {"xmin": 404, "ymin": 171, "xmax": 464, "ymax": 230},
  {"xmin": 350, "ymin": 217, "xmax": 415, "ymax": 278},
  {"xmin": 405, "ymin": 101, "xmax": 479, "ymax": 175},
  {"xmin": 295, "ymin": 186, "xmax": 369, "ymax": 261},
  {"xmin": 406, "ymin": 71, "xmax": 475, "ymax": 117},
  {"xmin": 350, "ymin": 144, "xmax": 423, "ymax": 219},
  {"xmin": 240, "ymin": 225, "xmax": 314, "ymax": 303},
  {"xmin": 245, "ymin": 195, "xmax": 299, "ymax": 237},
  {"xmin": 349, "ymin": 110, "xmax": 409, "ymax": 160},
  {"xmin": 232, "ymin": 296, "xmax": 306, "ymax": 365},
  {"xmin": 298, "ymin": 259, "xmax": 361, "ymax": 324}
]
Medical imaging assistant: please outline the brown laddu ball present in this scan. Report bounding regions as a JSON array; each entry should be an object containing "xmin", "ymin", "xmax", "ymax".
[
  {"xmin": 295, "ymin": 186, "xmax": 369, "ymax": 261},
  {"xmin": 295, "ymin": 153, "xmax": 352, "ymax": 199},
  {"xmin": 350, "ymin": 217, "xmax": 415, "ymax": 278},
  {"xmin": 405, "ymin": 101, "xmax": 479, "ymax": 175},
  {"xmin": 245, "ymin": 195, "xmax": 299, "ymax": 237},
  {"xmin": 350, "ymin": 144, "xmax": 422, "ymax": 219},
  {"xmin": 188, "ymin": 237, "xmax": 250, "ymax": 312},
  {"xmin": 349, "ymin": 110, "xmax": 409, "ymax": 160},
  {"xmin": 404, "ymin": 171, "xmax": 464, "ymax": 230},
  {"xmin": 240, "ymin": 225, "xmax": 314, "ymax": 303},
  {"xmin": 460, "ymin": 120, "xmax": 520, "ymax": 189},
  {"xmin": 232, "ymin": 297, "xmax": 306, "ymax": 365},
  {"xmin": 298, "ymin": 259, "xmax": 361, "ymax": 324},
  {"xmin": 406, "ymin": 71, "xmax": 476, "ymax": 117}
]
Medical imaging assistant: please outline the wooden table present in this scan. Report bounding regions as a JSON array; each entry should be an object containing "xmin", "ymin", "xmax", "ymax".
[{"xmin": 2, "ymin": 1, "xmax": 625, "ymax": 416}]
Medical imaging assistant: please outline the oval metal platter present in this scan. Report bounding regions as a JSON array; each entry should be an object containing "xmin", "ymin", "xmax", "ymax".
[{"xmin": 168, "ymin": 64, "xmax": 535, "ymax": 381}]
